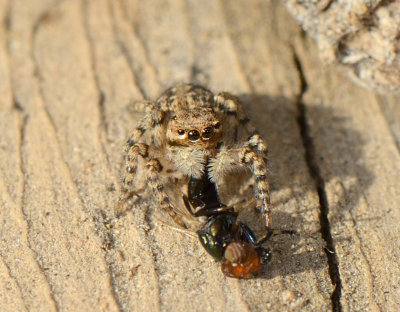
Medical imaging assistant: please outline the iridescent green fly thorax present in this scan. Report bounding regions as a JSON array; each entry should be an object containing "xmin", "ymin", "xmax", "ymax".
[{"xmin": 197, "ymin": 213, "xmax": 237, "ymax": 261}]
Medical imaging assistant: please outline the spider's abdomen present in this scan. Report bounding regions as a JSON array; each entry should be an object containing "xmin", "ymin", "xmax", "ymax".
[{"xmin": 157, "ymin": 84, "xmax": 214, "ymax": 111}]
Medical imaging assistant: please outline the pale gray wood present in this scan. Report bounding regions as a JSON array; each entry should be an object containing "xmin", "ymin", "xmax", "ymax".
[{"xmin": 0, "ymin": 0, "xmax": 398, "ymax": 311}]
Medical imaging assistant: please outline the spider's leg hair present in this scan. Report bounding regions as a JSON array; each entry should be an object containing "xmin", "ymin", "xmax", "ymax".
[
  {"xmin": 234, "ymin": 198, "xmax": 257, "ymax": 214},
  {"xmin": 152, "ymin": 215, "xmax": 198, "ymax": 239}
]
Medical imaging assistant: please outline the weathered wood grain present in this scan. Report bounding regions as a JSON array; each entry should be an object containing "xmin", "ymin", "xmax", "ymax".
[
  {"xmin": 0, "ymin": 0, "xmax": 399, "ymax": 311},
  {"xmin": 294, "ymin": 35, "xmax": 400, "ymax": 311}
]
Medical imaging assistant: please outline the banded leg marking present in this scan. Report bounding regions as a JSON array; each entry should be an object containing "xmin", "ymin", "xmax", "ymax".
[{"xmin": 145, "ymin": 159, "xmax": 187, "ymax": 228}]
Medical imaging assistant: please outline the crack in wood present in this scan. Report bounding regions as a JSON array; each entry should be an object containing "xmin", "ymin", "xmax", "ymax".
[
  {"xmin": 109, "ymin": 0, "xmax": 147, "ymax": 98},
  {"xmin": 95, "ymin": 209, "xmax": 124, "ymax": 312},
  {"xmin": 81, "ymin": 0, "xmax": 115, "ymax": 172},
  {"xmin": 347, "ymin": 193, "xmax": 382, "ymax": 311},
  {"xmin": 293, "ymin": 49, "xmax": 343, "ymax": 312},
  {"xmin": 18, "ymin": 111, "xmax": 60, "ymax": 312},
  {"xmin": 141, "ymin": 206, "xmax": 162, "ymax": 312},
  {"xmin": 0, "ymin": 247, "xmax": 29, "ymax": 311},
  {"xmin": 217, "ymin": 0, "xmax": 252, "ymax": 90},
  {"xmin": 4, "ymin": 0, "xmax": 11, "ymax": 32}
]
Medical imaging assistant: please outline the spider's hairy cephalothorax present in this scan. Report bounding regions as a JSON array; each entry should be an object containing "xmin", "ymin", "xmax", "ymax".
[
  {"xmin": 119, "ymin": 83, "xmax": 271, "ymax": 230},
  {"xmin": 166, "ymin": 108, "xmax": 222, "ymax": 149}
]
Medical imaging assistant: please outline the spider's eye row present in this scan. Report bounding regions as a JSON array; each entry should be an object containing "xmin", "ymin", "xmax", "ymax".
[
  {"xmin": 177, "ymin": 129, "xmax": 185, "ymax": 135},
  {"xmin": 202, "ymin": 127, "xmax": 213, "ymax": 139},
  {"xmin": 214, "ymin": 122, "xmax": 221, "ymax": 129},
  {"xmin": 188, "ymin": 130, "xmax": 200, "ymax": 141}
]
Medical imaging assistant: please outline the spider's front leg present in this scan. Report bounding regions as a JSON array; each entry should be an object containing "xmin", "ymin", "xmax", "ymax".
[
  {"xmin": 240, "ymin": 140, "xmax": 271, "ymax": 230},
  {"xmin": 212, "ymin": 92, "xmax": 271, "ymax": 229},
  {"xmin": 145, "ymin": 158, "xmax": 187, "ymax": 228},
  {"xmin": 208, "ymin": 137, "xmax": 271, "ymax": 230}
]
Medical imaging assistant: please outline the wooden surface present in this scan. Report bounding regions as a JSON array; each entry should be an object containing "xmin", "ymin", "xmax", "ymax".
[{"xmin": 0, "ymin": 1, "xmax": 399, "ymax": 311}]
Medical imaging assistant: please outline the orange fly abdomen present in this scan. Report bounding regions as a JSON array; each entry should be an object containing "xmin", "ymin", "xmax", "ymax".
[{"xmin": 221, "ymin": 241, "xmax": 262, "ymax": 278}]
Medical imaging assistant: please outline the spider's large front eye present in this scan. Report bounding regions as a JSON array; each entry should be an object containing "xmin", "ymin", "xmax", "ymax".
[
  {"xmin": 177, "ymin": 129, "xmax": 185, "ymax": 135},
  {"xmin": 202, "ymin": 127, "xmax": 213, "ymax": 140},
  {"xmin": 188, "ymin": 130, "xmax": 200, "ymax": 141}
]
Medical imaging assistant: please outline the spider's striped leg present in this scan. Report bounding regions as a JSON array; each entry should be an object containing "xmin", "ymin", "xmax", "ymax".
[
  {"xmin": 145, "ymin": 159, "xmax": 187, "ymax": 228},
  {"xmin": 118, "ymin": 142, "xmax": 149, "ymax": 215},
  {"xmin": 213, "ymin": 92, "xmax": 256, "ymax": 137},
  {"xmin": 118, "ymin": 99, "xmax": 165, "ymax": 215},
  {"xmin": 121, "ymin": 101, "xmax": 159, "ymax": 191},
  {"xmin": 213, "ymin": 92, "xmax": 271, "ymax": 229},
  {"xmin": 240, "ymin": 145, "xmax": 271, "ymax": 230},
  {"xmin": 125, "ymin": 100, "xmax": 165, "ymax": 148}
]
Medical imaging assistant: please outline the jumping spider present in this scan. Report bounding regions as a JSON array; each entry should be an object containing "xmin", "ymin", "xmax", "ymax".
[{"xmin": 120, "ymin": 83, "xmax": 271, "ymax": 232}]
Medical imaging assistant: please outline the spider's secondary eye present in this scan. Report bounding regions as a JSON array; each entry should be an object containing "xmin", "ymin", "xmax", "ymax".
[
  {"xmin": 213, "ymin": 122, "xmax": 221, "ymax": 129},
  {"xmin": 177, "ymin": 129, "xmax": 185, "ymax": 135},
  {"xmin": 202, "ymin": 127, "xmax": 213, "ymax": 139},
  {"xmin": 188, "ymin": 130, "xmax": 200, "ymax": 141}
]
